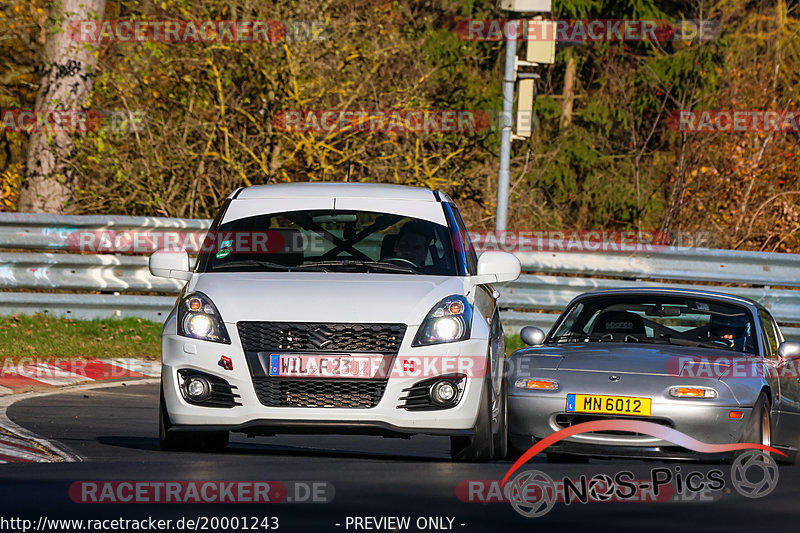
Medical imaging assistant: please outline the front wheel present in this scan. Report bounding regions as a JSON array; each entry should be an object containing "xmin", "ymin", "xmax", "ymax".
[
  {"xmin": 451, "ymin": 379, "xmax": 494, "ymax": 462},
  {"xmin": 159, "ymin": 386, "xmax": 229, "ymax": 452},
  {"xmin": 492, "ymin": 378, "xmax": 508, "ymax": 460},
  {"xmin": 739, "ymin": 392, "xmax": 769, "ymax": 448}
]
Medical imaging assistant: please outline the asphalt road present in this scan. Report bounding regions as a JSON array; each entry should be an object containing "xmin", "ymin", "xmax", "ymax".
[{"xmin": 0, "ymin": 382, "xmax": 798, "ymax": 532}]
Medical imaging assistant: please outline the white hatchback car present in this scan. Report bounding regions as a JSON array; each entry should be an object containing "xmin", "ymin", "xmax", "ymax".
[{"xmin": 150, "ymin": 182, "xmax": 520, "ymax": 461}]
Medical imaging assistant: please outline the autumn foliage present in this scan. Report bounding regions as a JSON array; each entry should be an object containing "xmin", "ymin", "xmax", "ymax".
[{"xmin": 0, "ymin": 0, "xmax": 798, "ymax": 252}]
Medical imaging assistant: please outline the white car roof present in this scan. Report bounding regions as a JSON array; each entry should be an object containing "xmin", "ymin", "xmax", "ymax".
[
  {"xmin": 222, "ymin": 182, "xmax": 447, "ymax": 225},
  {"xmin": 231, "ymin": 182, "xmax": 437, "ymax": 201}
]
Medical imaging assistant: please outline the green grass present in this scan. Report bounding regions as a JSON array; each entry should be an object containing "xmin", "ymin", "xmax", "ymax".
[{"xmin": 0, "ymin": 314, "xmax": 162, "ymax": 360}]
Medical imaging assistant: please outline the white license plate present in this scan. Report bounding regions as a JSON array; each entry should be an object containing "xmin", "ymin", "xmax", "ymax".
[{"xmin": 268, "ymin": 354, "xmax": 380, "ymax": 378}]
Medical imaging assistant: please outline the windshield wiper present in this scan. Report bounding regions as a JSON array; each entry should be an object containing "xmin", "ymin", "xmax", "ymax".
[
  {"xmin": 666, "ymin": 337, "xmax": 731, "ymax": 350},
  {"xmin": 549, "ymin": 333, "xmax": 614, "ymax": 343},
  {"xmin": 293, "ymin": 260, "xmax": 418, "ymax": 274},
  {"xmin": 637, "ymin": 337, "xmax": 728, "ymax": 350},
  {"xmin": 210, "ymin": 260, "xmax": 294, "ymax": 271}
]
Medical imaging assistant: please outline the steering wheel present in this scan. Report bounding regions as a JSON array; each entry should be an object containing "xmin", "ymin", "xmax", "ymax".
[
  {"xmin": 382, "ymin": 257, "xmax": 420, "ymax": 268},
  {"xmin": 711, "ymin": 339, "xmax": 734, "ymax": 348}
]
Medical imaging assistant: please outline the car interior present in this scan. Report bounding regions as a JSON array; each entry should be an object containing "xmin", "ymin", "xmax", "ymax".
[{"xmin": 558, "ymin": 298, "xmax": 757, "ymax": 353}]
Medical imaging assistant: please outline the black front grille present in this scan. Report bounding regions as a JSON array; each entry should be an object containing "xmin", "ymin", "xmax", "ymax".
[
  {"xmin": 253, "ymin": 378, "xmax": 387, "ymax": 408},
  {"xmin": 238, "ymin": 322, "xmax": 406, "ymax": 353}
]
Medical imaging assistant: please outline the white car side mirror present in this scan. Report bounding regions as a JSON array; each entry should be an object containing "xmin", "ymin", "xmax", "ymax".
[
  {"xmin": 520, "ymin": 326, "xmax": 546, "ymax": 346},
  {"xmin": 472, "ymin": 251, "xmax": 521, "ymax": 285},
  {"xmin": 149, "ymin": 249, "xmax": 192, "ymax": 281}
]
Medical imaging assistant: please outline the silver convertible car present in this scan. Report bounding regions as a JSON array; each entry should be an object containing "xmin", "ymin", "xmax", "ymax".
[{"xmin": 507, "ymin": 288, "xmax": 800, "ymax": 463}]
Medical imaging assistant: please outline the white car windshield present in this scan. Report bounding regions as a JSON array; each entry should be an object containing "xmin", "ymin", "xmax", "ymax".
[
  {"xmin": 549, "ymin": 295, "xmax": 757, "ymax": 354},
  {"xmin": 197, "ymin": 209, "xmax": 459, "ymax": 276}
]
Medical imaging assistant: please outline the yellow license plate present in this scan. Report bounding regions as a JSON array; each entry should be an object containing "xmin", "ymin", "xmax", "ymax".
[{"xmin": 567, "ymin": 394, "xmax": 651, "ymax": 416}]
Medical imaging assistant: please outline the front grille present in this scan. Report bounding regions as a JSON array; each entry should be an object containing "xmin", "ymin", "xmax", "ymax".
[
  {"xmin": 555, "ymin": 414, "xmax": 672, "ymax": 435},
  {"xmin": 238, "ymin": 322, "xmax": 406, "ymax": 353},
  {"xmin": 253, "ymin": 378, "xmax": 387, "ymax": 408}
]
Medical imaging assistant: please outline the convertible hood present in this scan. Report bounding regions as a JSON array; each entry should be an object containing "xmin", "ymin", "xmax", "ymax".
[
  {"xmin": 187, "ymin": 272, "xmax": 467, "ymax": 324},
  {"xmin": 550, "ymin": 344, "xmax": 740, "ymax": 377}
]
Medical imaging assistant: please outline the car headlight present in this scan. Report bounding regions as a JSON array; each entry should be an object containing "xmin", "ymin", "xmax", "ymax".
[
  {"xmin": 177, "ymin": 292, "xmax": 231, "ymax": 344},
  {"xmin": 413, "ymin": 296, "xmax": 473, "ymax": 346}
]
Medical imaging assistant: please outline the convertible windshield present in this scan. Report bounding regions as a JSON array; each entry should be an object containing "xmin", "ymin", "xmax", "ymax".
[
  {"xmin": 197, "ymin": 209, "xmax": 458, "ymax": 276},
  {"xmin": 549, "ymin": 295, "xmax": 757, "ymax": 354}
]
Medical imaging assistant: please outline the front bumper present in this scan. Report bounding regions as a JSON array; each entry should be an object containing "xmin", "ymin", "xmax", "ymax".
[
  {"xmin": 162, "ymin": 325, "xmax": 490, "ymax": 436},
  {"xmin": 508, "ymin": 391, "xmax": 753, "ymax": 455},
  {"xmin": 507, "ymin": 433, "xmax": 735, "ymax": 462}
]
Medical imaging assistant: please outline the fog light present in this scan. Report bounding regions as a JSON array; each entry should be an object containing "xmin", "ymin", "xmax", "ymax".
[
  {"xmin": 430, "ymin": 380, "xmax": 458, "ymax": 405},
  {"xmin": 184, "ymin": 375, "xmax": 211, "ymax": 401}
]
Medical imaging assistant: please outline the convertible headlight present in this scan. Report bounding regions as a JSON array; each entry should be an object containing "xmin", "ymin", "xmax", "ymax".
[
  {"xmin": 413, "ymin": 296, "xmax": 473, "ymax": 346},
  {"xmin": 177, "ymin": 292, "xmax": 231, "ymax": 344}
]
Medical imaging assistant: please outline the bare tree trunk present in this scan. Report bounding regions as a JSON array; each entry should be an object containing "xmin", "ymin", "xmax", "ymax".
[
  {"xmin": 560, "ymin": 51, "xmax": 576, "ymax": 129},
  {"xmin": 18, "ymin": 0, "xmax": 106, "ymax": 213}
]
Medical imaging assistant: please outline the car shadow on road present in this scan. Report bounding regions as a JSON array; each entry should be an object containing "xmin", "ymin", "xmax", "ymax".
[{"xmin": 94, "ymin": 435, "xmax": 465, "ymax": 463}]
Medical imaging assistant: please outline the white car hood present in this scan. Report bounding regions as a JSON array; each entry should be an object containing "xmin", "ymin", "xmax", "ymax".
[{"xmin": 186, "ymin": 272, "xmax": 469, "ymax": 324}]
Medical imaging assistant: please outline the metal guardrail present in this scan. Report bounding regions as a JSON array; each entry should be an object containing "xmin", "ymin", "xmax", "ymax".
[
  {"xmin": 500, "ymin": 275, "xmax": 800, "ymax": 323},
  {"xmin": 515, "ymin": 247, "xmax": 800, "ymax": 288},
  {"xmin": 0, "ymin": 292, "xmax": 176, "ymax": 322},
  {"xmin": 0, "ymin": 212, "xmax": 209, "ymax": 250},
  {"xmin": 1, "ymin": 213, "xmax": 800, "ymax": 340}
]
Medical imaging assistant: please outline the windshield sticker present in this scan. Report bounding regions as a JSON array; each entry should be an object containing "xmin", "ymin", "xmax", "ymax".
[{"xmin": 216, "ymin": 239, "xmax": 233, "ymax": 259}]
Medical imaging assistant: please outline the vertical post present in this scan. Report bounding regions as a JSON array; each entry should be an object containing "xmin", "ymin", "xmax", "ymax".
[{"xmin": 495, "ymin": 20, "xmax": 518, "ymax": 232}]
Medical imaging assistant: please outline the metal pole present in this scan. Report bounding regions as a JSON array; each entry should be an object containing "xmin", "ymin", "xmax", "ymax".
[{"xmin": 495, "ymin": 20, "xmax": 518, "ymax": 232}]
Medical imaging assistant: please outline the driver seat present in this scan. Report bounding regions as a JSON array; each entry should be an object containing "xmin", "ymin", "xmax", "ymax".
[
  {"xmin": 591, "ymin": 311, "xmax": 646, "ymax": 341},
  {"xmin": 380, "ymin": 234, "xmax": 399, "ymax": 260}
]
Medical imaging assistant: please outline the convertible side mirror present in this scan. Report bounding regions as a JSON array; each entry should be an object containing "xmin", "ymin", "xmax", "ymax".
[
  {"xmin": 472, "ymin": 251, "xmax": 521, "ymax": 285},
  {"xmin": 149, "ymin": 249, "xmax": 192, "ymax": 281},
  {"xmin": 520, "ymin": 326, "xmax": 546, "ymax": 346},
  {"xmin": 778, "ymin": 341, "xmax": 800, "ymax": 362}
]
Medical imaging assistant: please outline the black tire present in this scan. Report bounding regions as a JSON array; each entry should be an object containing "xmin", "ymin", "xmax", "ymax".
[
  {"xmin": 738, "ymin": 391, "xmax": 779, "ymax": 462},
  {"xmin": 739, "ymin": 392, "xmax": 769, "ymax": 446},
  {"xmin": 159, "ymin": 386, "xmax": 229, "ymax": 452},
  {"xmin": 451, "ymin": 378, "xmax": 494, "ymax": 462},
  {"xmin": 492, "ymin": 378, "xmax": 509, "ymax": 460},
  {"xmin": 546, "ymin": 453, "xmax": 589, "ymax": 464}
]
